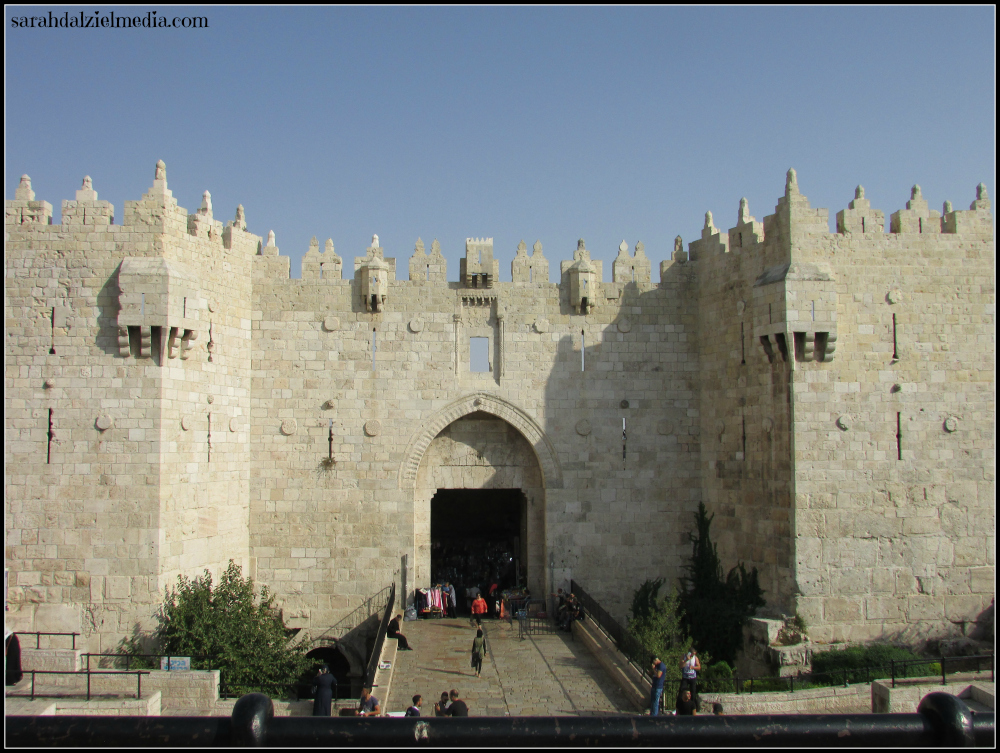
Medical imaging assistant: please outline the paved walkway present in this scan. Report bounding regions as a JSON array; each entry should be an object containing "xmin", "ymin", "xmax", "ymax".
[{"xmin": 385, "ymin": 617, "xmax": 635, "ymax": 717}]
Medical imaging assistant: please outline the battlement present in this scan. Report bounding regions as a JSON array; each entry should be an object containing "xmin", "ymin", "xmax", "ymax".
[{"xmin": 6, "ymin": 165, "xmax": 992, "ymax": 291}]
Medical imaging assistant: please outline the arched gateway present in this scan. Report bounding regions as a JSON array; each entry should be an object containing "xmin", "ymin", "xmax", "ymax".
[{"xmin": 399, "ymin": 393, "xmax": 562, "ymax": 604}]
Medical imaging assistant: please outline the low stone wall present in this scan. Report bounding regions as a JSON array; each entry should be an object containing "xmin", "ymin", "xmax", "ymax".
[
  {"xmin": 700, "ymin": 684, "xmax": 870, "ymax": 715},
  {"xmin": 872, "ymin": 677, "xmax": 995, "ymax": 713},
  {"xmin": 20, "ymin": 648, "xmax": 82, "ymax": 673},
  {"xmin": 142, "ymin": 669, "xmax": 220, "ymax": 714},
  {"xmin": 54, "ymin": 692, "xmax": 161, "ymax": 716}
]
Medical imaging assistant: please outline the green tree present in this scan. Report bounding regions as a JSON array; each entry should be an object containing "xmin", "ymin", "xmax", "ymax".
[
  {"xmin": 125, "ymin": 560, "xmax": 311, "ymax": 697},
  {"xmin": 678, "ymin": 503, "xmax": 765, "ymax": 664},
  {"xmin": 627, "ymin": 578, "xmax": 692, "ymax": 685}
]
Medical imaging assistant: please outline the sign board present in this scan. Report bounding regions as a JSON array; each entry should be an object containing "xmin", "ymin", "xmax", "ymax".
[{"xmin": 160, "ymin": 656, "xmax": 191, "ymax": 671}]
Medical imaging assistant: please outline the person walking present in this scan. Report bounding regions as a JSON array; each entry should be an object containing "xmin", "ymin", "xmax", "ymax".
[
  {"xmin": 471, "ymin": 592, "xmax": 488, "ymax": 627},
  {"xmin": 311, "ymin": 664, "xmax": 336, "ymax": 716},
  {"xmin": 471, "ymin": 629, "xmax": 487, "ymax": 677},
  {"xmin": 649, "ymin": 656, "xmax": 666, "ymax": 716}
]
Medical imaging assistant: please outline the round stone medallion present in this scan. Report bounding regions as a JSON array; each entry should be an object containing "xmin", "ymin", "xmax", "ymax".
[
  {"xmin": 762, "ymin": 417, "xmax": 774, "ymax": 433},
  {"xmin": 836, "ymin": 415, "xmax": 852, "ymax": 431},
  {"xmin": 408, "ymin": 319, "xmax": 423, "ymax": 333},
  {"xmin": 575, "ymin": 419, "xmax": 592, "ymax": 436},
  {"xmin": 657, "ymin": 419, "xmax": 674, "ymax": 436},
  {"xmin": 364, "ymin": 419, "xmax": 382, "ymax": 437},
  {"xmin": 96, "ymin": 415, "xmax": 113, "ymax": 431},
  {"xmin": 533, "ymin": 318, "xmax": 550, "ymax": 334},
  {"xmin": 943, "ymin": 416, "xmax": 959, "ymax": 433},
  {"xmin": 714, "ymin": 419, "xmax": 726, "ymax": 434},
  {"xmin": 181, "ymin": 416, "xmax": 191, "ymax": 431},
  {"xmin": 280, "ymin": 419, "xmax": 297, "ymax": 436},
  {"xmin": 229, "ymin": 417, "xmax": 238, "ymax": 432},
  {"xmin": 736, "ymin": 300, "xmax": 746, "ymax": 316},
  {"xmin": 323, "ymin": 316, "xmax": 340, "ymax": 332},
  {"xmin": 208, "ymin": 301, "xmax": 216, "ymax": 313},
  {"xmin": 617, "ymin": 319, "xmax": 632, "ymax": 333},
  {"xmin": 620, "ymin": 400, "xmax": 630, "ymax": 409},
  {"xmin": 887, "ymin": 290, "xmax": 902, "ymax": 305}
]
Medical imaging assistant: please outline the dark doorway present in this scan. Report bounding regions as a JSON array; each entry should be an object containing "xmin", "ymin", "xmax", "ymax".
[
  {"xmin": 301, "ymin": 646, "xmax": 352, "ymax": 699},
  {"xmin": 430, "ymin": 489, "xmax": 526, "ymax": 613}
]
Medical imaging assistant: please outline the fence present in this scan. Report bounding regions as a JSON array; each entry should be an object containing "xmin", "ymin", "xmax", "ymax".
[
  {"xmin": 9, "ymin": 669, "xmax": 150, "ymax": 701},
  {"xmin": 570, "ymin": 580, "xmax": 649, "ymax": 677},
  {"xmin": 571, "ymin": 580, "xmax": 994, "ymax": 701},
  {"xmin": 312, "ymin": 584, "xmax": 394, "ymax": 645},
  {"xmin": 515, "ymin": 599, "xmax": 560, "ymax": 639},
  {"xmin": 362, "ymin": 582, "xmax": 396, "ymax": 689},
  {"xmin": 7, "ymin": 691, "xmax": 994, "ymax": 747},
  {"xmin": 14, "ymin": 631, "xmax": 81, "ymax": 650}
]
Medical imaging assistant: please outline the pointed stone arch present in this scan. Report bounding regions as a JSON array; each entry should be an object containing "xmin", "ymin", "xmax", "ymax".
[{"xmin": 397, "ymin": 392, "xmax": 562, "ymax": 493}]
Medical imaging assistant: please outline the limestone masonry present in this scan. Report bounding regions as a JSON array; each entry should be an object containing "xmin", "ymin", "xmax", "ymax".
[{"xmin": 5, "ymin": 163, "xmax": 994, "ymax": 655}]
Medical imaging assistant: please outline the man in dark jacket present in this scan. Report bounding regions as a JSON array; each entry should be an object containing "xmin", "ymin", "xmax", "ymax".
[
  {"xmin": 446, "ymin": 689, "xmax": 468, "ymax": 716},
  {"xmin": 311, "ymin": 664, "xmax": 336, "ymax": 716}
]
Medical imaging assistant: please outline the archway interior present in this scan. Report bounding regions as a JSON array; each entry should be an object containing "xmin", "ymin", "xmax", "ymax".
[
  {"xmin": 303, "ymin": 646, "xmax": 352, "ymax": 698},
  {"xmin": 430, "ymin": 488, "xmax": 527, "ymax": 613}
]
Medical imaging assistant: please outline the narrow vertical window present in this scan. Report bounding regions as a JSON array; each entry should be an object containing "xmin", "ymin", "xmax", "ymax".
[
  {"xmin": 892, "ymin": 314, "xmax": 898, "ymax": 360},
  {"xmin": 741, "ymin": 415, "xmax": 747, "ymax": 460},
  {"xmin": 372, "ymin": 328, "xmax": 377, "ymax": 371},
  {"xmin": 319, "ymin": 264, "xmax": 324, "ymax": 280},
  {"xmin": 811, "ymin": 301, "xmax": 815, "ymax": 322},
  {"xmin": 46, "ymin": 408, "xmax": 54, "ymax": 464},
  {"xmin": 49, "ymin": 307, "xmax": 56, "ymax": 354},
  {"xmin": 861, "ymin": 217, "xmax": 866, "ymax": 233},
  {"xmin": 741, "ymin": 322, "xmax": 746, "ymax": 365},
  {"xmin": 768, "ymin": 304, "xmax": 772, "ymax": 325},
  {"xmin": 207, "ymin": 412, "xmax": 212, "ymax": 463},
  {"xmin": 896, "ymin": 412, "xmax": 902, "ymax": 460},
  {"xmin": 183, "ymin": 297, "xmax": 187, "ymax": 318},
  {"xmin": 425, "ymin": 264, "xmax": 430, "ymax": 281},
  {"xmin": 529, "ymin": 267, "xmax": 533, "ymax": 283},
  {"xmin": 141, "ymin": 293, "xmax": 145, "ymax": 316}
]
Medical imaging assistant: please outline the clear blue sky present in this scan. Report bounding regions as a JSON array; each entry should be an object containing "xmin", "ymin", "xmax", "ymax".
[{"xmin": 5, "ymin": 6, "xmax": 995, "ymax": 280}]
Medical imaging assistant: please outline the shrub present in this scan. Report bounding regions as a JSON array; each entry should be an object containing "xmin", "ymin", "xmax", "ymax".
[
  {"xmin": 677, "ymin": 503, "xmax": 765, "ymax": 664},
  {"xmin": 626, "ymin": 578, "xmax": 692, "ymax": 685},
  {"xmin": 120, "ymin": 560, "xmax": 311, "ymax": 697},
  {"xmin": 810, "ymin": 644, "xmax": 932, "ymax": 684}
]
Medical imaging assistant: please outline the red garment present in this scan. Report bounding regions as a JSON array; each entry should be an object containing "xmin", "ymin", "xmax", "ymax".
[{"xmin": 471, "ymin": 596, "xmax": 488, "ymax": 615}]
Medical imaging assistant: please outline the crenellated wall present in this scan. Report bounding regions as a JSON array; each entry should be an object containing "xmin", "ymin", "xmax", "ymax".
[{"xmin": 5, "ymin": 163, "xmax": 993, "ymax": 655}]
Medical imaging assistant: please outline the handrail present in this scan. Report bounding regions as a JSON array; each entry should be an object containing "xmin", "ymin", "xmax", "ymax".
[
  {"xmin": 9, "ymin": 669, "xmax": 150, "ymax": 701},
  {"xmin": 312, "ymin": 585, "xmax": 393, "ymax": 645},
  {"xmin": 6, "ymin": 691, "xmax": 994, "ymax": 747},
  {"xmin": 362, "ymin": 583, "xmax": 396, "ymax": 690},
  {"xmin": 14, "ymin": 631, "xmax": 81, "ymax": 650},
  {"xmin": 570, "ymin": 580, "xmax": 648, "ymax": 678}
]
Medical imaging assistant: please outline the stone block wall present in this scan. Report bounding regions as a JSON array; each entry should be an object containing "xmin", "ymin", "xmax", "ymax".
[{"xmin": 5, "ymin": 165, "xmax": 993, "ymax": 653}]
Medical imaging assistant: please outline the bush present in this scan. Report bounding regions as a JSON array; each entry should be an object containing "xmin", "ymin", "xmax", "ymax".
[
  {"xmin": 810, "ymin": 644, "xmax": 933, "ymax": 684},
  {"xmin": 678, "ymin": 503, "xmax": 765, "ymax": 664},
  {"xmin": 120, "ymin": 560, "xmax": 311, "ymax": 697},
  {"xmin": 626, "ymin": 578, "xmax": 692, "ymax": 684}
]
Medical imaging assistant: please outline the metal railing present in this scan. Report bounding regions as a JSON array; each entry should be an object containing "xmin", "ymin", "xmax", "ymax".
[
  {"xmin": 362, "ymin": 582, "xmax": 396, "ymax": 689},
  {"xmin": 9, "ymin": 669, "xmax": 150, "ymax": 701},
  {"xmin": 313, "ymin": 584, "xmax": 394, "ymax": 646},
  {"xmin": 7, "ymin": 691, "xmax": 994, "ymax": 747},
  {"xmin": 15, "ymin": 631, "xmax": 81, "ymax": 650},
  {"xmin": 570, "ymin": 580, "xmax": 649, "ymax": 676},
  {"xmin": 571, "ymin": 580, "xmax": 994, "ymax": 698},
  {"xmin": 515, "ymin": 599, "xmax": 560, "ymax": 639}
]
